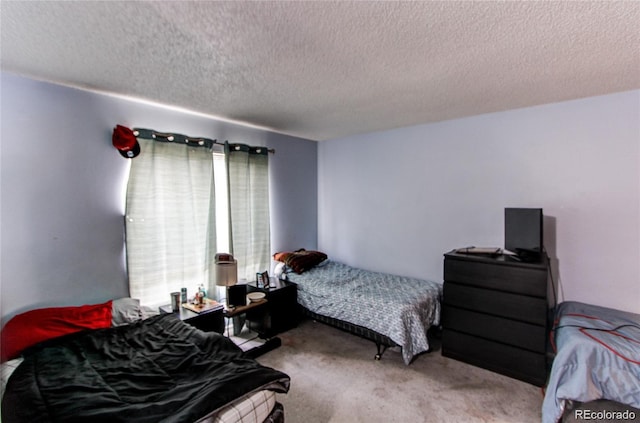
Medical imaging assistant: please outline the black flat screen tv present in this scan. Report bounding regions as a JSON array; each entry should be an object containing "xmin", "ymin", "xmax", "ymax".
[{"xmin": 505, "ymin": 208, "xmax": 543, "ymax": 254}]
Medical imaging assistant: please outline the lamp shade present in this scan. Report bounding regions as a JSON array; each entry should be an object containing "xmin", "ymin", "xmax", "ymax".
[{"xmin": 215, "ymin": 260, "xmax": 237, "ymax": 287}]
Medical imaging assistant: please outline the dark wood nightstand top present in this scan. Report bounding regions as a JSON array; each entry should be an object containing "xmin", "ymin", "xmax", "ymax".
[{"xmin": 248, "ymin": 277, "xmax": 296, "ymax": 292}]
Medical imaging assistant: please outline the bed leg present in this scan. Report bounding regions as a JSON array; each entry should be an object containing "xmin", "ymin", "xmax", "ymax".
[{"xmin": 375, "ymin": 343, "xmax": 388, "ymax": 360}]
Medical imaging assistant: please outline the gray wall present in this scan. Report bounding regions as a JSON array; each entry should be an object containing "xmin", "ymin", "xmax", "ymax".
[
  {"xmin": 0, "ymin": 72, "xmax": 317, "ymax": 324},
  {"xmin": 319, "ymin": 90, "xmax": 640, "ymax": 313}
]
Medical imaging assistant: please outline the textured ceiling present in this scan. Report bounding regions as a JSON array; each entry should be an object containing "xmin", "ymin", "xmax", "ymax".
[{"xmin": 1, "ymin": 1, "xmax": 639, "ymax": 141}]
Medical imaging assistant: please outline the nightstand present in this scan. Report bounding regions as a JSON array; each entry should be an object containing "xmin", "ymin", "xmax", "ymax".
[
  {"xmin": 246, "ymin": 278, "xmax": 298, "ymax": 338},
  {"xmin": 158, "ymin": 303, "xmax": 225, "ymax": 334},
  {"xmin": 222, "ymin": 298, "xmax": 282, "ymax": 359}
]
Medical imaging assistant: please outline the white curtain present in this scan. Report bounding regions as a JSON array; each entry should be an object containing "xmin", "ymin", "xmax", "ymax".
[
  {"xmin": 226, "ymin": 143, "xmax": 271, "ymax": 281},
  {"xmin": 125, "ymin": 138, "xmax": 217, "ymax": 306}
]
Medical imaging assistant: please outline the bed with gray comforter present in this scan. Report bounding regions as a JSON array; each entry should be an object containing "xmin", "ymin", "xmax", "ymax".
[{"xmin": 285, "ymin": 260, "xmax": 442, "ymax": 365}]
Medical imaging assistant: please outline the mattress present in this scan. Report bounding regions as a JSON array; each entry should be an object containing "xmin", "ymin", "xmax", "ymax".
[
  {"xmin": 198, "ymin": 389, "xmax": 277, "ymax": 423},
  {"xmin": 286, "ymin": 259, "xmax": 442, "ymax": 364},
  {"xmin": 542, "ymin": 301, "xmax": 640, "ymax": 423}
]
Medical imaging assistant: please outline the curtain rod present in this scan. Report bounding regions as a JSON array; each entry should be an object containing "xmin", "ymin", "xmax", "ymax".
[{"xmin": 132, "ymin": 128, "xmax": 275, "ymax": 154}]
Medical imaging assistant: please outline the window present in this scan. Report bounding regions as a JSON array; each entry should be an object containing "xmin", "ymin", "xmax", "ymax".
[{"xmin": 124, "ymin": 133, "xmax": 270, "ymax": 307}]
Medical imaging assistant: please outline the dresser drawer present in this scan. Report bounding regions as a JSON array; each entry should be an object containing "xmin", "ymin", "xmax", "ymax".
[
  {"xmin": 443, "ymin": 281, "xmax": 547, "ymax": 325},
  {"xmin": 442, "ymin": 330, "xmax": 547, "ymax": 386},
  {"xmin": 442, "ymin": 306, "xmax": 546, "ymax": 352},
  {"xmin": 444, "ymin": 258, "xmax": 547, "ymax": 297}
]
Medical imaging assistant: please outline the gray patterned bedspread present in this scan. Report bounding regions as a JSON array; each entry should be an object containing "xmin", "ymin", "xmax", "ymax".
[
  {"xmin": 542, "ymin": 301, "xmax": 640, "ymax": 423},
  {"xmin": 285, "ymin": 260, "xmax": 442, "ymax": 364}
]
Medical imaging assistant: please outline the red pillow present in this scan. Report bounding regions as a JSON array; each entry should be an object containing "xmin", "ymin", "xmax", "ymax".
[
  {"xmin": 273, "ymin": 249, "xmax": 327, "ymax": 274},
  {"xmin": 1, "ymin": 301, "xmax": 113, "ymax": 362}
]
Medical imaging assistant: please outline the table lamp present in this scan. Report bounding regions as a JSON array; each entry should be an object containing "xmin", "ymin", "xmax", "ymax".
[{"xmin": 215, "ymin": 256, "xmax": 240, "ymax": 307}]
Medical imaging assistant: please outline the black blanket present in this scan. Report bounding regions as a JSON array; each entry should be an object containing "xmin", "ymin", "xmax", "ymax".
[{"xmin": 2, "ymin": 313, "xmax": 290, "ymax": 422}]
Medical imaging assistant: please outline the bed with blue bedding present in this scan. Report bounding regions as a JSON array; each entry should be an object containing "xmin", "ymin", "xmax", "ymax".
[
  {"xmin": 542, "ymin": 301, "xmax": 640, "ymax": 423},
  {"xmin": 281, "ymin": 258, "xmax": 442, "ymax": 365}
]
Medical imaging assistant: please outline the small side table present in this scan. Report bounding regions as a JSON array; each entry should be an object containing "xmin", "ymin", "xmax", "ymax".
[
  {"xmin": 224, "ymin": 299, "xmax": 268, "ymax": 336},
  {"xmin": 246, "ymin": 278, "xmax": 298, "ymax": 338},
  {"xmin": 159, "ymin": 303, "xmax": 225, "ymax": 334},
  {"xmin": 223, "ymin": 298, "xmax": 281, "ymax": 359}
]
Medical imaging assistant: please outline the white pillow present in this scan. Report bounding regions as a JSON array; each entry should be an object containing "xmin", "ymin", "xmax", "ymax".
[
  {"xmin": 1, "ymin": 357, "xmax": 23, "ymax": 399},
  {"xmin": 273, "ymin": 262, "xmax": 286, "ymax": 279},
  {"xmin": 111, "ymin": 298, "xmax": 142, "ymax": 326}
]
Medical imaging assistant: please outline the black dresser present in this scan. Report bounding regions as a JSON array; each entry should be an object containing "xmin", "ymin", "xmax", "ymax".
[{"xmin": 441, "ymin": 251, "xmax": 551, "ymax": 386}]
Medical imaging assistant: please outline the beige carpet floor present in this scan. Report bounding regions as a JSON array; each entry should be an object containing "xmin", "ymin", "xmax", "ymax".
[{"xmin": 257, "ymin": 319, "xmax": 543, "ymax": 423}]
